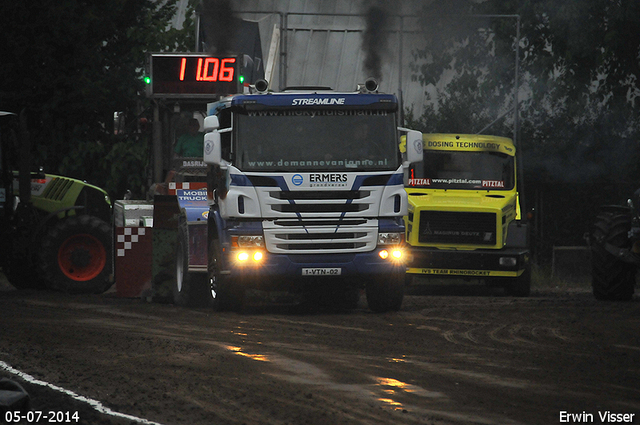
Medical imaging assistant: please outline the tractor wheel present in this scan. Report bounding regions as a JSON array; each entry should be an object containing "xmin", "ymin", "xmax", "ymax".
[
  {"xmin": 365, "ymin": 272, "xmax": 404, "ymax": 313},
  {"xmin": 208, "ymin": 239, "xmax": 244, "ymax": 312},
  {"xmin": 591, "ymin": 211, "xmax": 636, "ymax": 301},
  {"xmin": 39, "ymin": 215, "xmax": 112, "ymax": 293},
  {"xmin": 173, "ymin": 222, "xmax": 212, "ymax": 307}
]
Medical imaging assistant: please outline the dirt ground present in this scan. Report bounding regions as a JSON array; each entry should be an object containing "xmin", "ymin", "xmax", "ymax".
[{"xmin": 1, "ymin": 275, "xmax": 639, "ymax": 425}]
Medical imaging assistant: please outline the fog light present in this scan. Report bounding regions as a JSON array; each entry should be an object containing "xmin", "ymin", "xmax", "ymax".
[
  {"xmin": 499, "ymin": 257, "xmax": 517, "ymax": 267},
  {"xmin": 391, "ymin": 249, "xmax": 403, "ymax": 259},
  {"xmin": 253, "ymin": 251, "xmax": 263, "ymax": 262},
  {"xmin": 237, "ymin": 252, "xmax": 249, "ymax": 262},
  {"xmin": 379, "ymin": 249, "xmax": 389, "ymax": 259}
]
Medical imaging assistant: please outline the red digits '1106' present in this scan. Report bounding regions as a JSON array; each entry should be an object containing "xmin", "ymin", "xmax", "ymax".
[{"xmin": 180, "ymin": 57, "xmax": 236, "ymax": 82}]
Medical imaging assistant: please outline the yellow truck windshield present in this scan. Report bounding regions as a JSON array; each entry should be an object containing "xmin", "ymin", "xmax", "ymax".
[{"xmin": 408, "ymin": 150, "xmax": 515, "ymax": 190}]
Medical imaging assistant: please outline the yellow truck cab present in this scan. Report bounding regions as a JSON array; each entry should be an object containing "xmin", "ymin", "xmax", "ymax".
[{"xmin": 404, "ymin": 133, "xmax": 530, "ymax": 296}]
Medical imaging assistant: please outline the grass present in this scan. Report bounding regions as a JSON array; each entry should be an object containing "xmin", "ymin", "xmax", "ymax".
[{"xmin": 530, "ymin": 262, "xmax": 591, "ymax": 291}]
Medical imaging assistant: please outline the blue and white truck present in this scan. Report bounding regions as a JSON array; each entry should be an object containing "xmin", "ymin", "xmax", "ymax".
[{"xmin": 171, "ymin": 79, "xmax": 423, "ymax": 312}]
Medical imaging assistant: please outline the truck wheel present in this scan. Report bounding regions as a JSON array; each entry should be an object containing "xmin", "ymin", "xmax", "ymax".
[
  {"xmin": 174, "ymin": 222, "xmax": 213, "ymax": 307},
  {"xmin": 366, "ymin": 272, "xmax": 404, "ymax": 313},
  {"xmin": 39, "ymin": 215, "xmax": 112, "ymax": 293},
  {"xmin": 209, "ymin": 239, "xmax": 244, "ymax": 311},
  {"xmin": 591, "ymin": 211, "xmax": 636, "ymax": 301},
  {"xmin": 342, "ymin": 287, "xmax": 361, "ymax": 310},
  {"xmin": 504, "ymin": 267, "xmax": 531, "ymax": 297}
]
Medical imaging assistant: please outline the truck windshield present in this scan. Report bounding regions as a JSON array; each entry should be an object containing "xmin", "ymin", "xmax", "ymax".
[
  {"xmin": 409, "ymin": 150, "xmax": 515, "ymax": 190},
  {"xmin": 235, "ymin": 110, "xmax": 399, "ymax": 172}
]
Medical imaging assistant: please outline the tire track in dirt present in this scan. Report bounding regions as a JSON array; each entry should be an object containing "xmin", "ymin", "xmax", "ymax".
[{"xmin": 67, "ymin": 308, "xmax": 529, "ymax": 425}]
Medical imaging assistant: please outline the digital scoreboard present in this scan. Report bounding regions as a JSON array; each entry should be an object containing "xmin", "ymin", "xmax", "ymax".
[{"xmin": 146, "ymin": 53, "xmax": 241, "ymax": 98}]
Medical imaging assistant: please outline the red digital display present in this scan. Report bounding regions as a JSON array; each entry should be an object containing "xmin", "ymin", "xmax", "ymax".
[{"xmin": 148, "ymin": 53, "xmax": 240, "ymax": 98}]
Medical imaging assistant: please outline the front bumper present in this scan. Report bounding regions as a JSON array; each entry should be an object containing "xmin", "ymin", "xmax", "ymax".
[
  {"xmin": 226, "ymin": 249, "xmax": 406, "ymax": 283},
  {"xmin": 406, "ymin": 246, "xmax": 530, "ymax": 278}
]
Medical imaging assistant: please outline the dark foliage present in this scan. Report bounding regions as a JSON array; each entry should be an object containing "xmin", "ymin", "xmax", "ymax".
[
  {"xmin": 407, "ymin": 0, "xmax": 640, "ymax": 260},
  {"xmin": 0, "ymin": 0, "xmax": 194, "ymax": 199}
]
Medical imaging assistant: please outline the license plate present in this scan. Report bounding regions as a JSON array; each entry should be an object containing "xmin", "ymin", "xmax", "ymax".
[{"xmin": 301, "ymin": 268, "xmax": 342, "ymax": 276}]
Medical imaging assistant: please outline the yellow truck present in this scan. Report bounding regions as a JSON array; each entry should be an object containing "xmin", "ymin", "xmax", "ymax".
[{"xmin": 403, "ymin": 133, "xmax": 531, "ymax": 296}]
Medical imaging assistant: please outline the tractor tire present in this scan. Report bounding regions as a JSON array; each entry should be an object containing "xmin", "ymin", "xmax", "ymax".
[
  {"xmin": 208, "ymin": 239, "xmax": 244, "ymax": 312},
  {"xmin": 173, "ymin": 221, "xmax": 213, "ymax": 307},
  {"xmin": 365, "ymin": 272, "xmax": 404, "ymax": 313},
  {"xmin": 39, "ymin": 215, "xmax": 112, "ymax": 294},
  {"xmin": 591, "ymin": 211, "xmax": 636, "ymax": 301}
]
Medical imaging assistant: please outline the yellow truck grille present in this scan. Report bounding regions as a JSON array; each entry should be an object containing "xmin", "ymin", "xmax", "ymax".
[{"xmin": 418, "ymin": 211, "xmax": 496, "ymax": 245}]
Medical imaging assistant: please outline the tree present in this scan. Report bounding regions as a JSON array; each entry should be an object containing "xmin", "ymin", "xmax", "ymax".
[
  {"xmin": 408, "ymin": 0, "xmax": 640, "ymax": 255},
  {"xmin": 0, "ymin": 0, "xmax": 196, "ymax": 198}
]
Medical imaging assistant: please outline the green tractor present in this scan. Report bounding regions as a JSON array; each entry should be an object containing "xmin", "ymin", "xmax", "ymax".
[{"xmin": 0, "ymin": 111, "xmax": 113, "ymax": 293}]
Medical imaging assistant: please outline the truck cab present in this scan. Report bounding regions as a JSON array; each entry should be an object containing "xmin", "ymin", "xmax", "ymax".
[
  {"xmin": 191, "ymin": 81, "xmax": 423, "ymax": 311},
  {"xmin": 404, "ymin": 133, "xmax": 530, "ymax": 296}
]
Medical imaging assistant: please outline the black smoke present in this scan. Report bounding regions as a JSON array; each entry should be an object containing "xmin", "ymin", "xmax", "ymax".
[
  {"xmin": 200, "ymin": 0, "xmax": 235, "ymax": 55},
  {"xmin": 361, "ymin": 1, "xmax": 393, "ymax": 81}
]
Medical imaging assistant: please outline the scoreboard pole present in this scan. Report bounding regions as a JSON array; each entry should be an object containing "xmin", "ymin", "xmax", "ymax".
[{"xmin": 152, "ymin": 101, "xmax": 162, "ymax": 184}]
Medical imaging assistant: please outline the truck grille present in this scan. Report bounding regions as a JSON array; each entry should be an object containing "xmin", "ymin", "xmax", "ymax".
[
  {"xmin": 263, "ymin": 218, "xmax": 378, "ymax": 254},
  {"xmin": 418, "ymin": 211, "xmax": 496, "ymax": 245},
  {"xmin": 270, "ymin": 191, "xmax": 368, "ymax": 200},
  {"xmin": 268, "ymin": 190, "xmax": 372, "ymax": 215}
]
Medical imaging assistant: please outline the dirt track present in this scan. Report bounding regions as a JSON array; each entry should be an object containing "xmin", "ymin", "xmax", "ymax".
[{"xmin": 1, "ymin": 278, "xmax": 639, "ymax": 425}]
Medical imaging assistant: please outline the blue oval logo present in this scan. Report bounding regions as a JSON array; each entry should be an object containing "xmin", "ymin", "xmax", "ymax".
[{"xmin": 292, "ymin": 174, "xmax": 304, "ymax": 186}]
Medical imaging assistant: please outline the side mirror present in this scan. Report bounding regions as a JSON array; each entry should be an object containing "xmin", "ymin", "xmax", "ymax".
[
  {"xmin": 405, "ymin": 130, "xmax": 423, "ymax": 164},
  {"xmin": 203, "ymin": 131, "xmax": 222, "ymax": 165},
  {"xmin": 203, "ymin": 115, "xmax": 220, "ymax": 132}
]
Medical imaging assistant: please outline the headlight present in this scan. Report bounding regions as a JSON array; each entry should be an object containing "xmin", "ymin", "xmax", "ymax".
[
  {"xmin": 499, "ymin": 257, "xmax": 517, "ymax": 267},
  {"xmin": 378, "ymin": 232, "xmax": 403, "ymax": 246},
  {"xmin": 233, "ymin": 235, "xmax": 265, "ymax": 248}
]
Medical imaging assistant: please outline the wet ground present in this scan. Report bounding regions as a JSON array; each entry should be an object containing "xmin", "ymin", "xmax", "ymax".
[{"xmin": 1, "ymin": 276, "xmax": 639, "ymax": 425}]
